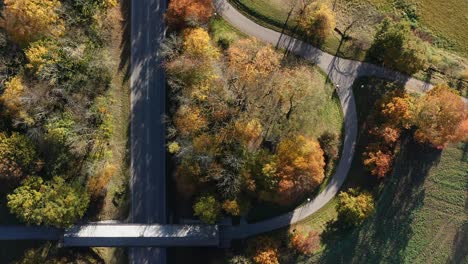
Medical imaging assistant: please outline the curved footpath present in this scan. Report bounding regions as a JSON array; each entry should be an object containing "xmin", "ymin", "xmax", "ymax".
[{"xmin": 216, "ymin": 0, "xmax": 456, "ymax": 240}]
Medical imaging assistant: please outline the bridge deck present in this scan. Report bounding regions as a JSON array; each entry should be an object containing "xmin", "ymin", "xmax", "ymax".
[{"xmin": 63, "ymin": 224, "xmax": 219, "ymax": 247}]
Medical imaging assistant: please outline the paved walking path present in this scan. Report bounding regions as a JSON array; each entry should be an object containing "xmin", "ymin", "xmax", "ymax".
[{"xmin": 216, "ymin": 0, "xmax": 466, "ymax": 240}]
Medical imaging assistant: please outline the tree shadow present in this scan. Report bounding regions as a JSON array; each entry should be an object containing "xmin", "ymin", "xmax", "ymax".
[
  {"xmin": 119, "ymin": 0, "xmax": 131, "ymax": 82},
  {"xmin": 447, "ymin": 222, "xmax": 468, "ymax": 264},
  {"xmin": 318, "ymin": 138, "xmax": 442, "ymax": 264}
]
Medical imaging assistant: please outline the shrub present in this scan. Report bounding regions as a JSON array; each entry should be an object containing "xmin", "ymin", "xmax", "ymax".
[{"xmin": 193, "ymin": 195, "xmax": 221, "ymax": 224}]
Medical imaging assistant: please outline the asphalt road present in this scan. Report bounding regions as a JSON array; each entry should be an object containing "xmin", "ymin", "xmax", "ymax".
[{"xmin": 129, "ymin": 0, "xmax": 167, "ymax": 262}]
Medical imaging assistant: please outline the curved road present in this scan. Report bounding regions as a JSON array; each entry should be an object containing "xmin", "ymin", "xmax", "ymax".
[{"xmin": 216, "ymin": 0, "xmax": 453, "ymax": 240}]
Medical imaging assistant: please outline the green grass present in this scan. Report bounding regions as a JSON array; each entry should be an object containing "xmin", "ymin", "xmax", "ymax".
[
  {"xmin": 309, "ymin": 141, "xmax": 467, "ymax": 264},
  {"xmin": 210, "ymin": 17, "xmax": 247, "ymax": 46}
]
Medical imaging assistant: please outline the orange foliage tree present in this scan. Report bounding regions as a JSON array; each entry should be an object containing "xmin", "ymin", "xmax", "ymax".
[
  {"xmin": 290, "ymin": 230, "xmax": 321, "ymax": 255},
  {"xmin": 268, "ymin": 135, "xmax": 325, "ymax": 204},
  {"xmin": 165, "ymin": 0, "xmax": 213, "ymax": 28},
  {"xmin": 380, "ymin": 90, "xmax": 414, "ymax": 129},
  {"xmin": 363, "ymin": 149, "xmax": 393, "ymax": 178},
  {"xmin": 413, "ymin": 85, "xmax": 466, "ymax": 148},
  {"xmin": 87, "ymin": 164, "xmax": 117, "ymax": 200},
  {"xmin": 250, "ymin": 236, "xmax": 280, "ymax": 264}
]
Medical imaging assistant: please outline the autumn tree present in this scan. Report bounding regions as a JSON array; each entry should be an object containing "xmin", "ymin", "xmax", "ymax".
[
  {"xmin": 266, "ymin": 135, "xmax": 325, "ymax": 205},
  {"xmin": 368, "ymin": 19, "xmax": 427, "ymax": 74},
  {"xmin": 8, "ymin": 176, "xmax": 89, "ymax": 227},
  {"xmin": 380, "ymin": 90, "xmax": 414, "ymax": 129},
  {"xmin": 363, "ymin": 149, "xmax": 393, "ymax": 178},
  {"xmin": 87, "ymin": 163, "xmax": 117, "ymax": 200},
  {"xmin": 297, "ymin": 3, "xmax": 336, "ymax": 40},
  {"xmin": 183, "ymin": 28, "xmax": 220, "ymax": 60},
  {"xmin": 336, "ymin": 188, "xmax": 374, "ymax": 226},
  {"xmin": 235, "ymin": 118, "xmax": 263, "ymax": 150},
  {"xmin": 193, "ymin": 195, "xmax": 221, "ymax": 224},
  {"xmin": 174, "ymin": 105, "xmax": 208, "ymax": 136},
  {"xmin": 0, "ymin": 132, "xmax": 38, "ymax": 187},
  {"xmin": 249, "ymin": 236, "xmax": 280, "ymax": 264},
  {"xmin": 228, "ymin": 38, "xmax": 280, "ymax": 87},
  {"xmin": 1, "ymin": 0, "xmax": 64, "ymax": 45},
  {"xmin": 290, "ymin": 230, "xmax": 321, "ymax": 255},
  {"xmin": 0, "ymin": 76, "xmax": 31, "ymax": 123},
  {"xmin": 165, "ymin": 0, "xmax": 213, "ymax": 28},
  {"xmin": 413, "ymin": 85, "xmax": 466, "ymax": 148}
]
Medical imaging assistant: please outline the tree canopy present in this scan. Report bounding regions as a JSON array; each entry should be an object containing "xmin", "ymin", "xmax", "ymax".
[
  {"xmin": 7, "ymin": 176, "xmax": 89, "ymax": 227},
  {"xmin": 1, "ymin": 0, "xmax": 64, "ymax": 45},
  {"xmin": 297, "ymin": 3, "xmax": 336, "ymax": 40},
  {"xmin": 413, "ymin": 85, "xmax": 466, "ymax": 148},
  {"xmin": 336, "ymin": 188, "xmax": 375, "ymax": 226},
  {"xmin": 165, "ymin": 0, "xmax": 213, "ymax": 28},
  {"xmin": 368, "ymin": 19, "xmax": 427, "ymax": 74}
]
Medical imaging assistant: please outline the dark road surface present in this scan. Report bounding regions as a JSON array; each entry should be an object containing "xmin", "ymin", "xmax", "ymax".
[{"xmin": 130, "ymin": 0, "xmax": 167, "ymax": 262}]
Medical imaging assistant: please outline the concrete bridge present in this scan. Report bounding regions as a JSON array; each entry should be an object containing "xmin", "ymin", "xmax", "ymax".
[{"xmin": 0, "ymin": 224, "xmax": 220, "ymax": 247}]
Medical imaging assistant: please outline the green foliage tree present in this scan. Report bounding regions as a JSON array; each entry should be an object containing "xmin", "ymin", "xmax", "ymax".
[
  {"xmin": 0, "ymin": 132, "xmax": 37, "ymax": 186},
  {"xmin": 7, "ymin": 176, "xmax": 89, "ymax": 227},
  {"xmin": 193, "ymin": 195, "xmax": 221, "ymax": 224},
  {"xmin": 336, "ymin": 188, "xmax": 375, "ymax": 226},
  {"xmin": 368, "ymin": 19, "xmax": 427, "ymax": 74}
]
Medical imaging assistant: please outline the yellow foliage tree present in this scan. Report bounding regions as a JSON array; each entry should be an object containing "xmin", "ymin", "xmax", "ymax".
[
  {"xmin": 297, "ymin": 3, "xmax": 336, "ymax": 40},
  {"xmin": 25, "ymin": 41, "xmax": 57, "ymax": 73},
  {"xmin": 174, "ymin": 105, "xmax": 208, "ymax": 136},
  {"xmin": 235, "ymin": 118, "xmax": 263, "ymax": 150},
  {"xmin": 1, "ymin": 0, "xmax": 64, "ymax": 45},
  {"xmin": 183, "ymin": 28, "xmax": 220, "ymax": 60},
  {"xmin": 1, "ymin": 76, "xmax": 24, "ymax": 114},
  {"xmin": 228, "ymin": 38, "xmax": 280, "ymax": 85},
  {"xmin": 380, "ymin": 91, "xmax": 414, "ymax": 129}
]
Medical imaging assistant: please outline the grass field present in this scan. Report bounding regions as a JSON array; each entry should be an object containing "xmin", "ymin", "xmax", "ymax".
[{"xmin": 308, "ymin": 141, "xmax": 467, "ymax": 264}]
